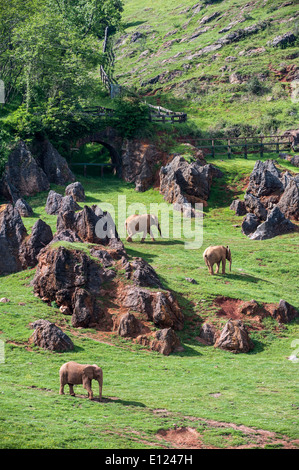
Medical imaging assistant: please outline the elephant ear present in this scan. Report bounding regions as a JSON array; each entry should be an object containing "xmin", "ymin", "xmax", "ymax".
[{"xmin": 83, "ymin": 365, "xmax": 94, "ymax": 380}]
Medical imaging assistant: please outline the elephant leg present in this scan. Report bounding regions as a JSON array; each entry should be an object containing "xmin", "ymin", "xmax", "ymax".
[
  {"xmin": 126, "ymin": 235, "xmax": 132, "ymax": 242},
  {"xmin": 215, "ymin": 262, "xmax": 220, "ymax": 274},
  {"xmin": 68, "ymin": 384, "xmax": 75, "ymax": 396},
  {"xmin": 149, "ymin": 228, "xmax": 155, "ymax": 242},
  {"xmin": 141, "ymin": 230, "xmax": 147, "ymax": 242},
  {"xmin": 83, "ymin": 378, "xmax": 93, "ymax": 399},
  {"xmin": 209, "ymin": 263, "xmax": 214, "ymax": 275},
  {"xmin": 222, "ymin": 258, "xmax": 226, "ymax": 274},
  {"xmin": 59, "ymin": 383, "xmax": 65, "ymax": 395}
]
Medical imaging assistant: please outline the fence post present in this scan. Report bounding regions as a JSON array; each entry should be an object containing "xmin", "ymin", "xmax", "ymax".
[
  {"xmin": 211, "ymin": 140, "xmax": 215, "ymax": 158},
  {"xmin": 84, "ymin": 165, "xmax": 87, "ymax": 177},
  {"xmin": 227, "ymin": 139, "xmax": 231, "ymax": 159},
  {"xmin": 276, "ymin": 136, "xmax": 279, "ymax": 154},
  {"xmin": 244, "ymin": 138, "xmax": 248, "ymax": 159},
  {"xmin": 260, "ymin": 137, "xmax": 264, "ymax": 158}
]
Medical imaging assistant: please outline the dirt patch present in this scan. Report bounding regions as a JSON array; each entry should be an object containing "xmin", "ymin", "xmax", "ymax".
[{"xmin": 157, "ymin": 427, "xmax": 207, "ymax": 449}]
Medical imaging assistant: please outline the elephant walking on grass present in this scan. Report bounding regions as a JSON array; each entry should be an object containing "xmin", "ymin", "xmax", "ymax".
[
  {"xmin": 203, "ymin": 245, "xmax": 232, "ymax": 275},
  {"xmin": 125, "ymin": 214, "xmax": 162, "ymax": 242},
  {"xmin": 59, "ymin": 361, "xmax": 103, "ymax": 400}
]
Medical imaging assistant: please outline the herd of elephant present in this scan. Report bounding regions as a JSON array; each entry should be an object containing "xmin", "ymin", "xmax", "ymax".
[
  {"xmin": 59, "ymin": 214, "xmax": 232, "ymax": 401},
  {"xmin": 125, "ymin": 213, "xmax": 232, "ymax": 276}
]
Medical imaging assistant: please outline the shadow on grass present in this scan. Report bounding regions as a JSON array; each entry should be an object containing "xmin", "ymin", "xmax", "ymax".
[
  {"xmin": 98, "ymin": 397, "xmax": 147, "ymax": 407},
  {"xmin": 224, "ymin": 273, "xmax": 273, "ymax": 284}
]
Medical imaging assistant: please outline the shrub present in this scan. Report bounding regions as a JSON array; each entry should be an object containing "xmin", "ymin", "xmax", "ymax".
[{"xmin": 110, "ymin": 97, "xmax": 149, "ymax": 138}]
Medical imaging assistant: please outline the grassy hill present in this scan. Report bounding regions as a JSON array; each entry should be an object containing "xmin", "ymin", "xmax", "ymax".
[
  {"xmin": 112, "ymin": 0, "xmax": 299, "ymax": 134},
  {"xmin": 1, "ymin": 154, "xmax": 299, "ymax": 449}
]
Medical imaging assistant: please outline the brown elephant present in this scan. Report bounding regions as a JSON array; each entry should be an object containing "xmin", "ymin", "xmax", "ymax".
[
  {"xmin": 203, "ymin": 245, "xmax": 232, "ymax": 275},
  {"xmin": 125, "ymin": 214, "xmax": 162, "ymax": 242},
  {"xmin": 59, "ymin": 361, "xmax": 103, "ymax": 400}
]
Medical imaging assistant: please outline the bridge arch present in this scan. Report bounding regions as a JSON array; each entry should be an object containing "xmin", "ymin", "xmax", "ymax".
[{"xmin": 75, "ymin": 128, "xmax": 123, "ymax": 176}]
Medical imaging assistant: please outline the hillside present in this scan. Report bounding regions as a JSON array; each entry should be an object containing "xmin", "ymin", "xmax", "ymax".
[{"xmin": 112, "ymin": 0, "xmax": 299, "ymax": 134}]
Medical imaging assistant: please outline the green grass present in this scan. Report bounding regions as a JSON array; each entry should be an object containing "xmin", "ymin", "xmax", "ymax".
[
  {"xmin": 0, "ymin": 153, "xmax": 299, "ymax": 449},
  {"xmin": 112, "ymin": 0, "xmax": 299, "ymax": 134}
]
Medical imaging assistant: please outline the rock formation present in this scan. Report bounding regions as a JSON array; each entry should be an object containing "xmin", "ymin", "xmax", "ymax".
[
  {"xmin": 159, "ymin": 155, "xmax": 223, "ymax": 215},
  {"xmin": 65, "ymin": 182, "xmax": 86, "ymax": 202},
  {"xmin": 45, "ymin": 190, "xmax": 81, "ymax": 215},
  {"xmin": 29, "ymin": 319, "xmax": 74, "ymax": 351},
  {"xmin": 214, "ymin": 319, "xmax": 254, "ymax": 353},
  {"xmin": 231, "ymin": 159, "xmax": 299, "ymax": 239}
]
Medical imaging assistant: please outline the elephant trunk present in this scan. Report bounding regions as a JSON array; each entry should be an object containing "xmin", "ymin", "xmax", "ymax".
[{"xmin": 158, "ymin": 223, "xmax": 162, "ymax": 237}]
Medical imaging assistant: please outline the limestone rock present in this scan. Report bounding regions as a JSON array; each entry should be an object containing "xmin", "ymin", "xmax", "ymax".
[
  {"xmin": 277, "ymin": 179, "xmax": 299, "ymax": 221},
  {"xmin": 30, "ymin": 320, "xmax": 74, "ymax": 351},
  {"xmin": 249, "ymin": 207, "xmax": 296, "ymax": 240},
  {"xmin": 33, "ymin": 139, "xmax": 75, "ymax": 185},
  {"xmin": 271, "ymin": 299, "xmax": 298, "ymax": 323},
  {"xmin": 230, "ymin": 199, "xmax": 247, "ymax": 216},
  {"xmin": 0, "ymin": 141, "xmax": 49, "ymax": 200},
  {"xmin": 118, "ymin": 312, "xmax": 143, "ymax": 337},
  {"xmin": 241, "ymin": 213, "xmax": 260, "ymax": 236},
  {"xmin": 0, "ymin": 204, "xmax": 28, "ymax": 274},
  {"xmin": 65, "ymin": 181, "xmax": 86, "ymax": 202},
  {"xmin": 45, "ymin": 190, "xmax": 80, "ymax": 215},
  {"xmin": 246, "ymin": 160, "xmax": 283, "ymax": 197},
  {"xmin": 14, "ymin": 198, "xmax": 33, "ymax": 218},
  {"xmin": 199, "ymin": 323, "xmax": 217, "ymax": 345},
  {"xmin": 136, "ymin": 328, "xmax": 182, "ymax": 356},
  {"xmin": 214, "ymin": 319, "xmax": 254, "ymax": 353},
  {"xmin": 244, "ymin": 193, "xmax": 267, "ymax": 220}
]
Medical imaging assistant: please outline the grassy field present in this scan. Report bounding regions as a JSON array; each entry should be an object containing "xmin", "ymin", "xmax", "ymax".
[{"xmin": 0, "ymin": 152, "xmax": 299, "ymax": 449}]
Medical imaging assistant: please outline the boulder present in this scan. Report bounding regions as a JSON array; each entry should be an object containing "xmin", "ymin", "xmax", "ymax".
[
  {"xmin": 33, "ymin": 139, "xmax": 75, "ymax": 185},
  {"xmin": 71, "ymin": 287, "xmax": 105, "ymax": 328},
  {"xmin": 282, "ymin": 129, "xmax": 299, "ymax": 151},
  {"xmin": 230, "ymin": 199, "xmax": 247, "ymax": 216},
  {"xmin": 14, "ymin": 198, "xmax": 33, "ymax": 218},
  {"xmin": 249, "ymin": 206, "xmax": 297, "ymax": 240},
  {"xmin": 290, "ymin": 155, "xmax": 299, "ymax": 167},
  {"xmin": 123, "ymin": 287, "xmax": 184, "ymax": 331},
  {"xmin": 246, "ymin": 160, "xmax": 283, "ymax": 197},
  {"xmin": 277, "ymin": 179, "xmax": 299, "ymax": 221},
  {"xmin": 244, "ymin": 193, "xmax": 267, "ymax": 220},
  {"xmin": 118, "ymin": 312, "xmax": 143, "ymax": 337},
  {"xmin": 45, "ymin": 190, "xmax": 80, "ymax": 215},
  {"xmin": 0, "ymin": 141, "xmax": 49, "ymax": 200},
  {"xmin": 241, "ymin": 213, "xmax": 260, "ymax": 236},
  {"xmin": 19, "ymin": 219, "xmax": 53, "ymax": 268},
  {"xmin": 159, "ymin": 155, "xmax": 222, "ymax": 210},
  {"xmin": 199, "ymin": 323, "xmax": 217, "ymax": 345},
  {"xmin": 130, "ymin": 257, "xmax": 162, "ymax": 288},
  {"xmin": 65, "ymin": 181, "xmax": 86, "ymax": 202},
  {"xmin": 136, "ymin": 328, "xmax": 182, "ymax": 356},
  {"xmin": 29, "ymin": 319, "xmax": 74, "ymax": 351},
  {"xmin": 271, "ymin": 299, "xmax": 298, "ymax": 324},
  {"xmin": 267, "ymin": 32, "xmax": 297, "ymax": 48},
  {"xmin": 214, "ymin": 319, "xmax": 254, "ymax": 353},
  {"xmin": 0, "ymin": 204, "xmax": 28, "ymax": 274},
  {"xmin": 56, "ymin": 205, "xmax": 120, "ymax": 246}
]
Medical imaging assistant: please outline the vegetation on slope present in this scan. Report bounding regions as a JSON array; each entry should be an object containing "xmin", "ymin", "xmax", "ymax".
[{"xmin": 113, "ymin": 0, "xmax": 299, "ymax": 134}]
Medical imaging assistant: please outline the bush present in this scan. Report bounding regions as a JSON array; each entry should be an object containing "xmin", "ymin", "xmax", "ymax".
[
  {"xmin": 110, "ymin": 97, "xmax": 149, "ymax": 138},
  {"xmin": 247, "ymin": 77, "xmax": 266, "ymax": 96}
]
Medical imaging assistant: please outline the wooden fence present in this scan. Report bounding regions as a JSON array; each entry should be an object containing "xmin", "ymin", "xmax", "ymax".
[
  {"xmin": 147, "ymin": 103, "xmax": 187, "ymax": 123},
  {"xmin": 178, "ymin": 134, "xmax": 293, "ymax": 159},
  {"xmin": 70, "ymin": 162, "xmax": 114, "ymax": 177}
]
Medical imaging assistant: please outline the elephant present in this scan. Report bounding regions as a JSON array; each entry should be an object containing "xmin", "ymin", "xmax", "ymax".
[
  {"xmin": 59, "ymin": 361, "xmax": 103, "ymax": 400},
  {"xmin": 125, "ymin": 214, "xmax": 162, "ymax": 242},
  {"xmin": 203, "ymin": 245, "xmax": 232, "ymax": 275}
]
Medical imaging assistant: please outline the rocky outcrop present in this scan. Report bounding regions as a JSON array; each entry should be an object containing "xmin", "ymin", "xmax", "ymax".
[
  {"xmin": 32, "ymin": 138, "xmax": 75, "ymax": 185},
  {"xmin": 159, "ymin": 155, "xmax": 223, "ymax": 215},
  {"xmin": 19, "ymin": 219, "xmax": 53, "ymax": 268},
  {"xmin": 230, "ymin": 199, "xmax": 246, "ymax": 216},
  {"xmin": 214, "ymin": 319, "xmax": 254, "ymax": 353},
  {"xmin": 271, "ymin": 300, "xmax": 298, "ymax": 324},
  {"xmin": 0, "ymin": 204, "xmax": 28, "ymax": 274},
  {"xmin": 267, "ymin": 32, "xmax": 297, "ymax": 48},
  {"xmin": 29, "ymin": 319, "xmax": 74, "ymax": 351},
  {"xmin": 32, "ymin": 242, "xmax": 184, "ymax": 354},
  {"xmin": 14, "ymin": 198, "xmax": 33, "ymax": 218},
  {"xmin": 199, "ymin": 323, "xmax": 217, "ymax": 345},
  {"xmin": 249, "ymin": 207, "xmax": 296, "ymax": 240},
  {"xmin": 0, "ymin": 141, "xmax": 49, "ymax": 202},
  {"xmin": 136, "ymin": 328, "xmax": 183, "ymax": 356},
  {"xmin": 56, "ymin": 205, "xmax": 120, "ymax": 246},
  {"xmin": 65, "ymin": 182, "xmax": 86, "ymax": 202},
  {"xmin": 121, "ymin": 139, "xmax": 165, "ymax": 192},
  {"xmin": 233, "ymin": 160, "xmax": 299, "ymax": 239},
  {"xmin": 45, "ymin": 190, "xmax": 81, "ymax": 215}
]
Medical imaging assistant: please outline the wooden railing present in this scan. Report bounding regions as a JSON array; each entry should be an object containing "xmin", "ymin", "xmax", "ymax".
[
  {"xmin": 147, "ymin": 103, "xmax": 187, "ymax": 123},
  {"xmin": 177, "ymin": 134, "xmax": 293, "ymax": 159}
]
